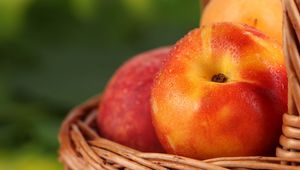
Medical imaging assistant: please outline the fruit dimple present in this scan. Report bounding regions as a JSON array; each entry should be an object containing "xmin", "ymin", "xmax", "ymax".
[{"xmin": 211, "ymin": 73, "xmax": 228, "ymax": 83}]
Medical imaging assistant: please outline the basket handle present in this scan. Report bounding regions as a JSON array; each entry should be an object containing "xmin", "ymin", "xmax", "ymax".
[{"xmin": 276, "ymin": 0, "xmax": 300, "ymax": 161}]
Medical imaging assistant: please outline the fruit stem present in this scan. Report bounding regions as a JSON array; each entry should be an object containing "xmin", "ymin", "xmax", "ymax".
[{"xmin": 211, "ymin": 73, "xmax": 227, "ymax": 83}]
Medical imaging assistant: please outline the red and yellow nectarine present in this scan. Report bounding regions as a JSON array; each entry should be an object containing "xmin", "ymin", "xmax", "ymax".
[
  {"xmin": 98, "ymin": 47, "xmax": 170, "ymax": 152},
  {"xmin": 201, "ymin": 0, "xmax": 283, "ymax": 44},
  {"xmin": 151, "ymin": 23, "xmax": 287, "ymax": 159}
]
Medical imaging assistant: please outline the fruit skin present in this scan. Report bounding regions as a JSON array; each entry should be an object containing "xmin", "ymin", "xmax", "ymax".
[
  {"xmin": 97, "ymin": 47, "xmax": 170, "ymax": 152},
  {"xmin": 151, "ymin": 23, "xmax": 287, "ymax": 159},
  {"xmin": 201, "ymin": 0, "xmax": 282, "ymax": 44}
]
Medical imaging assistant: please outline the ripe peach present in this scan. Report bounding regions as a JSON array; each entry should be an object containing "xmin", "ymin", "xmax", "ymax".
[
  {"xmin": 151, "ymin": 23, "xmax": 287, "ymax": 159},
  {"xmin": 201, "ymin": 0, "xmax": 283, "ymax": 44},
  {"xmin": 97, "ymin": 47, "xmax": 170, "ymax": 152}
]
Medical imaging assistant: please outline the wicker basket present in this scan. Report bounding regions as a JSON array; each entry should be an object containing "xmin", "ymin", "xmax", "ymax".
[{"xmin": 59, "ymin": 0, "xmax": 300, "ymax": 169}]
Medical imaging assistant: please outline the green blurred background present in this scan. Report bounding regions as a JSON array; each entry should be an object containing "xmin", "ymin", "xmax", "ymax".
[{"xmin": 0, "ymin": 0, "xmax": 201, "ymax": 169}]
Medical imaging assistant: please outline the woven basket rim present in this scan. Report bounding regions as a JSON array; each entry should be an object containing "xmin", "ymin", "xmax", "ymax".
[{"xmin": 59, "ymin": 96, "xmax": 300, "ymax": 170}]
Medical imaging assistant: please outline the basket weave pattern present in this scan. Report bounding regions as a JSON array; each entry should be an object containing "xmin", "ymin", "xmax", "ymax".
[
  {"xmin": 59, "ymin": 0, "xmax": 300, "ymax": 169},
  {"xmin": 276, "ymin": 0, "xmax": 300, "ymax": 161}
]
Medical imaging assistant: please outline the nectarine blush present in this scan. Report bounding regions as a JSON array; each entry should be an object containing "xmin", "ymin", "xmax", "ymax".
[{"xmin": 151, "ymin": 23, "xmax": 287, "ymax": 159}]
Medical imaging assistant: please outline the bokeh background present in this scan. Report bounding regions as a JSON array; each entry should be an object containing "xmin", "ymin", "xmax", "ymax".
[{"xmin": 0, "ymin": 0, "xmax": 201, "ymax": 169}]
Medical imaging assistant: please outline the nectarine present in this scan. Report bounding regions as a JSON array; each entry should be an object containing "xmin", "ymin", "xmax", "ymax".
[
  {"xmin": 151, "ymin": 23, "xmax": 287, "ymax": 159},
  {"xmin": 97, "ymin": 47, "xmax": 170, "ymax": 152},
  {"xmin": 201, "ymin": 0, "xmax": 283, "ymax": 44}
]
